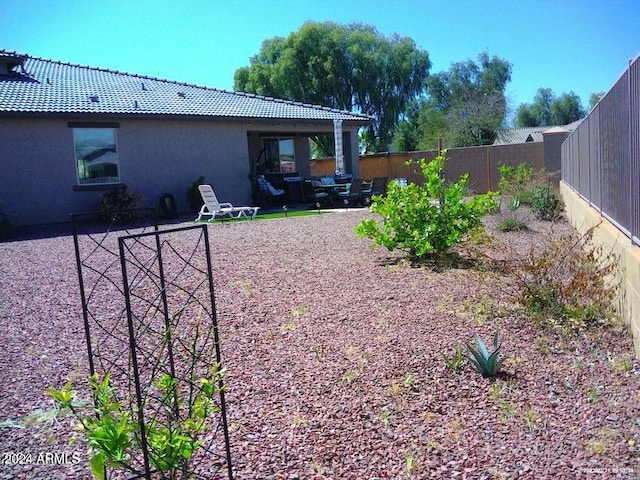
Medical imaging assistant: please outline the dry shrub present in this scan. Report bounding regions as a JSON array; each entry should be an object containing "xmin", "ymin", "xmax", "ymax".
[
  {"xmin": 100, "ymin": 186, "xmax": 144, "ymax": 223},
  {"xmin": 503, "ymin": 225, "xmax": 620, "ymax": 332}
]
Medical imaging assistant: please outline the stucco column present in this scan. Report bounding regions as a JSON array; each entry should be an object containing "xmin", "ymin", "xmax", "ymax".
[{"xmin": 344, "ymin": 127, "xmax": 360, "ymax": 178}]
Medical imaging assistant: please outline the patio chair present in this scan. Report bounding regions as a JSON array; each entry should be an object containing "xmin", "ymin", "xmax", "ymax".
[
  {"xmin": 360, "ymin": 177, "xmax": 387, "ymax": 205},
  {"xmin": 370, "ymin": 177, "xmax": 388, "ymax": 196},
  {"xmin": 257, "ymin": 175, "xmax": 285, "ymax": 206},
  {"xmin": 195, "ymin": 184, "xmax": 259, "ymax": 222},
  {"xmin": 302, "ymin": 180, "xmax": 331, "ymax": 207},
  {"xmin": 337, "ymin": 178, "xmax": 365, "ymax": 206}
]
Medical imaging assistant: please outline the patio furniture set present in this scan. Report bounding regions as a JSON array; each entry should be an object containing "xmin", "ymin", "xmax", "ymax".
[
  {"xmin": 259, "ymin": 174, "xmax": 389, "ymax": 208},
  {"xmin": 196, "ymin": 176, "xmax": 389, "ymax": 223}
]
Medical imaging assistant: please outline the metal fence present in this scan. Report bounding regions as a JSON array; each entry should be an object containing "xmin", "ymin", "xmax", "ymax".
[{"xmin": 562, "ymin": 55, "xmax": 640, "ymax": 246}]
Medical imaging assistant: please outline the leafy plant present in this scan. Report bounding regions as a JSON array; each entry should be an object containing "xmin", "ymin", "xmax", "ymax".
[
  {"xmin": 500, "ymin": 401, "xmax": 516, "ymax": 418},
  {"xmin": 441, "ymin": 346, "xmax": 466, "ymax": 370},
  {"xmin": 186, "ymin": 176, "xmax": 206, "ymax": 213},
  {"xmin": 467, "ymin": 332, "xmax": 505, "ymax": 377},
  {"xmin": 497, "ymin": 163, "xmax": 533, "ymax": 208},
  {"xmin": 497, "ymin": 217, "xmax": 528, "ymax": 232},
  {"xmin": 403, "ymin": 450, "xmax": 418, "ymax": 478},
  {"xmin": 342, "ymin": 370, "xmax": 359, "ymax": 384},
  {"xmin": 498, "ymin": 163, "xmax": 533, "ymax": 195},
  {"xmin": 355, "ymin": 151, "xmax": 497, "ymax": 260},
  {"xmin": 523, "ymin": 405, "xmax": 540, "ymax": 431},
  {"xmin": 530, "ymin": 185, "xmax": 563, "ymax": 220},
  {"xmin": 610, "ymin": 356, "xmax": 633, "ymax": 373},
  {"xmin": 585, "ymin": 429, "xmax": 617, "ymax": 455},
  {"xmin": 101, "ymin": 186, "xmax": 144, "ymax": 223},
  {"xmin": 380, "ymin": 408, "xmax": 392, "ymax": 426},
  {"xmin": 489, "ymin": 383, "xmax": 502, "ymax": 401},
  {"xmin": 507, "ymin": 197, "xmax": 521, "ymax": 211},
  {"xmin": 587, "ymin": 385, "xmax": 600, "ymax": 403},
  {"xmin": 403, "ymin": 373, "xmax": 418, "ymax": 390},
  {"xmin": 48, "ymin": 365, "xmax": 225, "ymax": 480}
]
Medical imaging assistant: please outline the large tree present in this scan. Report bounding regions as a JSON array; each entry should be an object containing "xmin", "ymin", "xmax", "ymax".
[
  {"xmin": 234, "ymin": 21, "xmax": 431, "ymax": 153},
  {"xmin": 392, "ymin": 52, "xmax": 512, "ymax": 150},
  {"xmin": 515, "ymin": 88, "xmax": 586, "ymax": 127}
]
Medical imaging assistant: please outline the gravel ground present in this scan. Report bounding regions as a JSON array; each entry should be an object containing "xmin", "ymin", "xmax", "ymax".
[{"xmin": 1, "ymin": 210, "xmax": 639, "ymax": 480}]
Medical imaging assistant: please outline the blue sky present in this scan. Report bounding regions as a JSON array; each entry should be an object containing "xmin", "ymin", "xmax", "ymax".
[{"xmin": 2, "ymin": 0, "xmax": 639, "ymax": 121}]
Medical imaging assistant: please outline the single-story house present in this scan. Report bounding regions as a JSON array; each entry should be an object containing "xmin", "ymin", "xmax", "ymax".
[
  {"xmin": 493, "ymin": 120, "xmax": 582, "ymax": 146},
  {"xmin": 0, "ymin": 49, "xmax": 372, "ymax": 226},
  {"xmin": 492, "ymin": 120, "xmax": 582, "ymax": 172},
  {"xmin": 492, "ymin": 126, "xmax": 548, "ymax": 145}
]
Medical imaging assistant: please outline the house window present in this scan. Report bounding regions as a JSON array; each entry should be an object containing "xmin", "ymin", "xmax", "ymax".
[
  {"xmin": 263, "ymin": 138, "xmax": 295, "ymax": 173},
  {"xmin": 73, "ymin": 128, "xmax": 120, "ymax": 185}
]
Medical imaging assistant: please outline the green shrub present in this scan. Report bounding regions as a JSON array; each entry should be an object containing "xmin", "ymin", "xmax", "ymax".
[
  {"xmin": 187, "ymin": 176, "xmax": 206, "ymax": 213},
  {"xmin": 498, "ymin": 163, "xmax": 532, "ymax": 198},
  {"xmin": 530, "ymin": 185, "xmax": 563, "ymax": 220},
  {"xmin": 442, "ymin": 346, "xmax": 466, "ymax": 370},
  {"xmin": 505, "ymin": 226, "xmax": 619, "ymax": 332},
  {"xmin": 355, "ymin": 151, "xmax": 497, "ymax": 260},
  {"xmin": 516, "ymin": 188, "xmax": 537, "ymax": 206},
  {"xmin": 497, "ymin": 163, "xmax": 534, "ymax": 208},
  {"xmin": 48, "ymin": 366, "xmax": 224, "ymax": 480},
  {"xmin": 497, "ymin": 217, "xmax": 528, "ymax": 232}
]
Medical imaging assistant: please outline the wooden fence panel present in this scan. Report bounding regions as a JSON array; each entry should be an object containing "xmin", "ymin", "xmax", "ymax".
[{"xmin": 312, "ymin": 141, "xmax": 546, "ymax": 194}]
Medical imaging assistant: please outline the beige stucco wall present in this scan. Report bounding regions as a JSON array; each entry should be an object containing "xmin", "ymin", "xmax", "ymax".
[{"xmin": 560, "ymin": 181, "xmax": 640, "ymax": 357}]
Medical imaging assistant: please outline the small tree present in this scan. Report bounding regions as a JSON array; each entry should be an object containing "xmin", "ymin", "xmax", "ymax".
[{"xmin": 355, "ymin": 151, "xmax": 497, "ymax": 260}]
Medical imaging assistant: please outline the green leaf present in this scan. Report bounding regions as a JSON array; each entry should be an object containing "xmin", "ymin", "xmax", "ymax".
[
  {"xmin": 46, "ymin": 381, "xmax": 76, "ymax": 406},
  {"xmin": 492, "ymin": 331, "xmax": 501, "ymax": 351},
  {"xmin": 468, "ymin": 332, "xmax": 505, "ymax": 377},
  {"xmin": 89, "ymin": 453, "xmax": 106, "ymax": 480},
  {"xmin": 473, "ymin": 334, "xmax": 489, "ymax": 360},
  {"xmin": 0, "ymin": 419, "xmax": 24, "ymax": 429}
]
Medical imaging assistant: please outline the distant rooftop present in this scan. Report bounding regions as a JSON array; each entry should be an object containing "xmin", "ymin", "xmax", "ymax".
[
  {"xmin": 0, "ymin": 49, "xmax": 372, "ymax": 124},
  {"xmin": 493, "ymin": 126, "xmax": 548, "ymax": 145},
  {"xmin": 493, "ymin": 119, "xmax": 582, "ymax": 145}
]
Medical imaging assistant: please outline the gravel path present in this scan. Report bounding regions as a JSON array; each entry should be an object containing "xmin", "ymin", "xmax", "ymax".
[{"xmin": 1, "ymin": 210, "xmax": 638, "ymax": 479}]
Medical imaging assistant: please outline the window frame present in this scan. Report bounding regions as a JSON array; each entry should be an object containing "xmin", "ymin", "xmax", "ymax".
[
  {"xmin": 262, "ymin": 137, "xmax": 296, "ymax": 174},
  {"xmin": 70, "ymin": 122, "xmax": 121, "ymax": 187}
]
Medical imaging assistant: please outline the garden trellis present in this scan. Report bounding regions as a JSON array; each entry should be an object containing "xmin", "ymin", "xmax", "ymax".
[{"xmin": 72, "ymin": 211, "xmax": 232, "ymax": 479}]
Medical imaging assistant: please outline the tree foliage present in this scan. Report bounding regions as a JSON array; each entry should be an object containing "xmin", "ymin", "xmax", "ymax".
[
  {"xmin": 392, "ymin": 52, "xmax": 512, "ymax": 150},
  {"xmin": 589, "ymin": 92, "xmax": 605, "ymax": 110},
  {"xmin": 514, "ymin": 88, "xmax": 586, "ymax": 127},
  {"xmin": 234, "ymin": 21, "xmax": 431, "ymax": 153},
  {"xmin": 391, "ymin": 98, "xmax": 447, "ymax": 151}
]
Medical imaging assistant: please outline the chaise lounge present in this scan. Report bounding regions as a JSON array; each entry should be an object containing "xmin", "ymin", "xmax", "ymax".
[{"xmin": 195, "ymin": 184, "xmax": 259, "ymax": 222}]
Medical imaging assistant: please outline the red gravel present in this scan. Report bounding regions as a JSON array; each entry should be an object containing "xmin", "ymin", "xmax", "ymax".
[{"xmin": 1, "ymin": 210, "xmax": 639, "ymax": 479}]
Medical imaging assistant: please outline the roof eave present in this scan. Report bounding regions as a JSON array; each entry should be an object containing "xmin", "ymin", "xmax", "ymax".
[{"xmin": 0, "ymin": 109, "xmax": 373, "ymax": 126}]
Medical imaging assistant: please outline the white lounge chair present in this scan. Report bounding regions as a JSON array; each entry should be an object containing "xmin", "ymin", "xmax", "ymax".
[{"xmin": 195, "ymin": 184, "xmax": 259, "ymax": 222}]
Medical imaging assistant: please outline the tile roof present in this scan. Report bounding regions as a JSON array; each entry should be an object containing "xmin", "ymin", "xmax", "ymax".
[
  {"xmin": 493, "ymin": 120, "xmax": 582, "ymax": 145},
  {"xmin": 493, "ymin": 126, "xmax": 547, "ymax": 145},
  {"xmin": 0, "ymin": 49, "xmax": 372, "ymax": 123}
]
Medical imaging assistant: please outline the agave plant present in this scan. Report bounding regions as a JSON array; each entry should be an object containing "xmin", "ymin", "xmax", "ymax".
[{"xmin": 468, "ymin": 332, "xmax": 505, "ymax": 377}]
